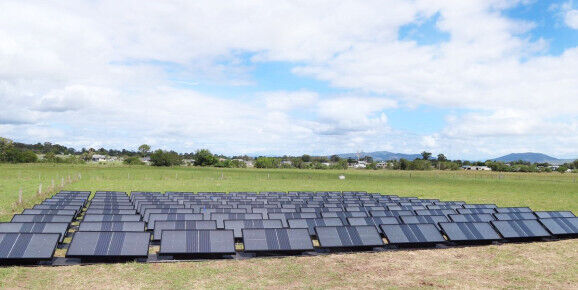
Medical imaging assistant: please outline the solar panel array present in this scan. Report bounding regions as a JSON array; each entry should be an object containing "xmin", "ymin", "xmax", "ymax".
[{"xmin": 0, "ymin": 190, "xmax": 576, "ymax": 265}]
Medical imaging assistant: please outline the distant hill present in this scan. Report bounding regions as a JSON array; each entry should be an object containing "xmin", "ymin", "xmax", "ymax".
[
  {"xmin": 336, "ymin": 151, "xmax": 421, "ymax": 161},
  {"xmin": 491, "ymin": 152, "xmax": 572, "ymax": 165}
]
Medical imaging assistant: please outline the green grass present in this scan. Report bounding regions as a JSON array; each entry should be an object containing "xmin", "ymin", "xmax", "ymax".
[
  {"xmin": 0, "ymin": 163, "xmax": 576, "ymax": 288},
  {"xmin": 1, "ymin": 164, "xmax": 576, "ymax": 221}
]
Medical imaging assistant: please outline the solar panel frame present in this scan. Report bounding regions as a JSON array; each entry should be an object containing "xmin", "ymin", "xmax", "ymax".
[
  {"xmin": 78, "ymin": 222, "xmax": 146, "ymax": 232},
  {"xmin": 538, "ymin": 217, "xmax": 578, "ymax": 236},
  {"xmin": 158, "ymin": 230, "xmax": 236, "ymax": 256},
  {"xmin": 494, "ymin": 213, "xmax": 537, "ymax": 221},
  {"xmin": 491, "ymin": 220, "xmax": 551, "ymax": 239},
  {"xmin": 534, "ymin": 211, "xmax": 576, "ymax": 218},
  {"xmin": 315, "ymin": 226, "xmax": 384, "ymax": 249},
  {"xmin": 10, "ymin": 214, "xmax": 74, "ymax": 223},
  {"xmin": 66, "ymin": 231, "xmax": 151, "ymax": 259},
  {"xmin": 449, "ymin": 214, "xmax": 496, "ymax": 222},
  {"xmin": 82, "ymin": 214, "xmax": 141, "ymax": 222},
  {"xmin": 242, "ymin": 228, "xmax": 314, "ymax": 253},
  {"xmin": 0, "ymin": 233, "xmax": 60, "ymax": 262},
  {"xmin": 0, "ymin": 222, "xmax": 68, "ymax": 243},
  {"xmin": 399, "ymin": 215, "xmax": 449, "ymax": 230},
  {"xmin": 439, "ymin": 222, "xmax": 501, "ymax": 243},
  {"xmin": 154, "ymin": 220, "xmax": 218, "ymax": 240},
  {"xmin": 381, "ymin": 224, "xmax": 446, "ymax": 246}
]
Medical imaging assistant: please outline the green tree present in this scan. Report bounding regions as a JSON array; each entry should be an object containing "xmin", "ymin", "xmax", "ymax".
[
  {"xmin": 254, "ymin": 157, "xmax": 280, "ymax": 168},
  {"xmin": 437, "ymin": 154, "xmax": 447, "ymax": 162},
  {"xmin": 124, "ymin": 156, "xmax": 145, "ymax": 165},
  {"xmin": 421, "ymin": 151, "xmax": 432, "ymax": 160},
  {"xmin": 193, "ymin": 149, "xmax": 217, "ymax": 166},
  {"xmin": 301, "ymin": 154, "xmax": 311, "ymax": 162},
  {"xmin": 138, "ymin": 144, "xmax": 151, "ymax": 156},
  {"xmin": 150, "ymin": 150, "xmax": 182, "ymax": 166},
  {"xmin": 557, "ymin": 166, "xmax": 568, "ymax": 173}
]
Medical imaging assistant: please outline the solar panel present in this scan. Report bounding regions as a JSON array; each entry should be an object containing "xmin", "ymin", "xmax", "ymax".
[
  {"xmin": 491, "ymin": 220, "xmax": 551, "ymax": 239},
  {"xmin": 142, "ymin": 208, "xmax": 195, "ymax": 221},
  {"xmin": 79, "ymin": 222, "xmax": 146, "ymax": 232},
  {"xmin": 268, "ymin": 213, "xmax": 317, "ymax": 227},
  {"xmin": 347, "ymin": 217, "xmax": 399, "ymax": 233},
  {"xmin": 538, "ymin": 218, "xmax": 578, "ymax": 236},
  {"xmin": 85, "ymin": 209, "xmax": 137, "ymax": 215},
  {"xmin": 495, "ymin": 207, "xmax": 532, "ymax": 213},
  {"xmin": 0, "ymin": 233, "xmax": 60, "ymax": 262},
  {"xmin": 21, "ymin": 209, "xmax": 76, "ymax": 216},
  {"xmin": 66, "ymin": 232, "xmax": 150, "ymax": 259},
  {"xmin": 315, "ymin": 226, "xmax": 384, "ymax": 248},
  {"xmin": 147, "ymin": 213, "xmax": 204, "ymax": 229},
  {"xmin": 83, "ymin": 214, "xmax": 141, "ymax": 222},
  {"xmin": 10, "ymin": 214, "xmax": 74, "ymax": 223},
  {"xmin": 154, "ymin": 220, "xmax": 217, "ymax": 240},
  {"xmin": 224, "ymin": 219, "xmax": 283, "ymax": 239},
  {"xmin": 320, "ymin": 211, "xmax": 368, "ymax": 224},
  {"xmin": 439, "ymin": 222, "xmax": 501, "ymax": 243},
  {"xmin": 288, "ymin": 218, "xmax": 343, "ymax": 235},
  {"xmin": 449, "ymin": 214, "xmax": 495, "ymax": 222},
  {"xmin": 242, "ymin": 228, "xmax": 314, "ymax": 253},
  {"xmin": 415, "ymin": 209, "xmax": 456, "ymax": 217},
  {"xmin": 381, "ymin": 224, "xmax": 446, "ymax": 246},
  {"xmin": 534, "ymin": 211, "xmax": 576, "ymax": 218},
  {"xmin": 0, "ymin": 222, "xmax": 68, "ymax": 243},
  {"xmin": 457, "ymin": 208, "xmax": 496, "ymax": 214},
  {"xmin": 158, "ymin": 230, "xmax": 235, "ymax": 256},
  {"xmin": 494, "ymin": 213, "xmax": 537, "ymax": 220},
  {"xmin": 399, "ymin": 215, "xmax": 449, "ymax": 230},
  {"xmin": 370, "ymin": 210, "xmax": 414, "ymax": 217},
  {"xmin": 209, "ymin": 213, "xmax": 263, "ymax": 228}
]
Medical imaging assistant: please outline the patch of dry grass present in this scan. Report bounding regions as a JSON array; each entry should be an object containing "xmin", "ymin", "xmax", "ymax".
[{"xmin": 1, "ymin": 239, "xmax": 576, "ymax": 289}]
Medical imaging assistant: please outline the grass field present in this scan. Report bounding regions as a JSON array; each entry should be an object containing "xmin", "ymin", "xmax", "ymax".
[{"xmin": 0, "ymin": 164, "xmax": 577, "ymax": 288}]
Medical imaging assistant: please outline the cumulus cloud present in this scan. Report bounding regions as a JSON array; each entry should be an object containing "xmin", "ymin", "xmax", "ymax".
[
  {"xmin": 565, "ymin": 9, "xmax": 578, "ymax": 29},
  {"xmin": 0, "ymin": 0, "xmax": 576, "ymax": 158}
]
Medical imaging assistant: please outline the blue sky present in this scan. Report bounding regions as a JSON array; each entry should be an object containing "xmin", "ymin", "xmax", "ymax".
[{"xmin": 1, "ymin": 0, "xmax": 578, "ymax": 160}]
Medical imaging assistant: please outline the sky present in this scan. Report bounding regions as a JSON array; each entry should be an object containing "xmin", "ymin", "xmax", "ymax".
[{"xmin": 1, "ymin": 0, "xmax": 578, "ymax": 160}]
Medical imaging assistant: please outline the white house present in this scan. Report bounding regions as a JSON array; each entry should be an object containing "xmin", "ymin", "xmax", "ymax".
[
  {"xmin": 462, "ymin": 165, "xmax": 492, "ymax": 171},
  {"xmin": 92, "ymin": 154, "xmax": 107, "ymax": 162}
]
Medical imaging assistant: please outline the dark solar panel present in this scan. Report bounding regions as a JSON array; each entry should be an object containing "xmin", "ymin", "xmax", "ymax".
[
  {"xmin": 370, "ymin": 210, "xmax": 414, "ymax": 217},
  {"xmin": 399, "ymin": 215, "xmax": 448, "ymax": 230},
  {"xmin": 534, "ymin": 211, "xmax": 576, "ymax": 218},
  {"xmin": 288, "ymin": 218, "xmax": 343, "ymax": 235},
  {"xmin": 449, "ymin": 214, "xmax": 495, "ymax": 222},
  {"xmin": 494, "ymin": 213, "xmax": 537, "ymax": 220},
  {"xmin": 456, "ymin": 208, "xmax": 496, "ymax": 214},
  {"xmin": 66, "ymin": 232, "xmax": 150, "ymax": 259},
  {"xmin": 347, "ymin": 217, "xmax": 399, "ymax": 233},
  {"xmin": 268, "ymin": 213, "xmax": 318, "ymax": 227},
  {"xmin": 315, "ymin": 226, "xmax": 384, "ymax": 248},
  {"xmin": 0, "ymin": 222, "xmax": 68, "ymax": 243},
  {"xmin": 415, "ymin": 209, "xmax": 456, "ymax": 217},
  {"xmin": 439, "ymin": 222, "xmax": 501, "ymax": 243},
  {"xmin": 83, "ymin": 214, "xmax": 141, "ymax": 222},
  {"xmin": 154, "ymin": 220, "xmax": 217, "ymax": 240},
  {"xmin": 85, "ymin": 209, "xmax": 137, "ymax": 215},
  {"xmin": 147, "ymin": 213, "xmax": 204, "ymax": 229},
  {"xmin": 210, "ymin": 213, "xmax": 263, "ymax": 228},
  {"xmin": 159, "ymin": 230, "xmax": 235, "ymax": 256},
  {"xmin": 10, "ymin": 214, "xmax": 74, "ymax": 223},
  {"xmin": 538, "ymin": 217, "xmax": 578, "ymax": 236},
  {"xmin": 320, "ymin": 211, "xmax": 368, "ymax": 224},
  {"xmin": 224, "ymin": 219, "xmax": 283, "ymax": 239},
  {"xmin": 495, "ymin": 207, "xmax": 532, "ymax": 213},
  {"xmin": 0, "ymin": 233, "xmax": 60, "ymax": 262},
  {"xmin": 79, "ymin": 222, "xmax": 145, "ymax": 232},
  {"xmin": 381, "ymin": 224, "xmax": 445, "ymax": 245},
  {"xmin": 21, "ymin": 209, "xmax": 76, "ymax": 216},
  {"xmin": 242, "ymin": 228, "xmax": 314, "ymax": 252},
  {"xmin": 491, "ymin": 220, "xmax": 550, "ymax": 239}
]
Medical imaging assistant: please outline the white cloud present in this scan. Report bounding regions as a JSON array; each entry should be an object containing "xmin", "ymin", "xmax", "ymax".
[
  {"xmin": 565, "ymin": 9, "xmax": 578, "ymax": 29},
  {"xmin": 0, "ymin": 0, "xmax": 576, "ymax": 159}
]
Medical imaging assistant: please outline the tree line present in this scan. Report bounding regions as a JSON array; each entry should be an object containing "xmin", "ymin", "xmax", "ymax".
[{"xmin": 1, "ymin": 137, "xmax": 576, "ymax": 172}]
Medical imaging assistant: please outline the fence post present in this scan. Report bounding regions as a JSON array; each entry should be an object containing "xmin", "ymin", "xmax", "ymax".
[
  {"xmin": 18, "ymin": 188, "xmax": 22, "ymax": 204},
  {"xmin": 61, "ymin": 177, "xmax": 64, "ymax": 187},
  {"xmin": 38, "ymin": 183, "xmax": 42, "ymax": 195},
  {"xmin": 51, "ymin": 179, "xmax": 55, "ymax": 190}
]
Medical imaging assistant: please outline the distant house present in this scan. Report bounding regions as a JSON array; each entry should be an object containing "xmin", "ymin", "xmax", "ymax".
[
  {"xmin": 321, "ymin": 162, "xmax": 331, "ymax": 167},
  {"xmin": 352, "ymin": 161, "xmax": 367, "ymax": 169},
  {"xmin": 462, "ymin": 165, "xmax": 491, "ymax": 171},
  {"xmin": 244, "ymin": 160, "xmax": 254, "ymax": 168},
  {"xmin": 281, "ymin": 160, "xmax": 292, "ymax": 166},
  {"xmin": 141, "ymin": 157, "xmax": 151, "ymax": 165},
  {"xmin": 182, "ymin": 159, "xmax": 195, "ymax": 166},
  {"xmin": 376, "ymin": 161, "xmax": 388, "ymax": 169},
  {"xmin": 92, "ymin": 154, "xmax": 107, "ymax": 162}
]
